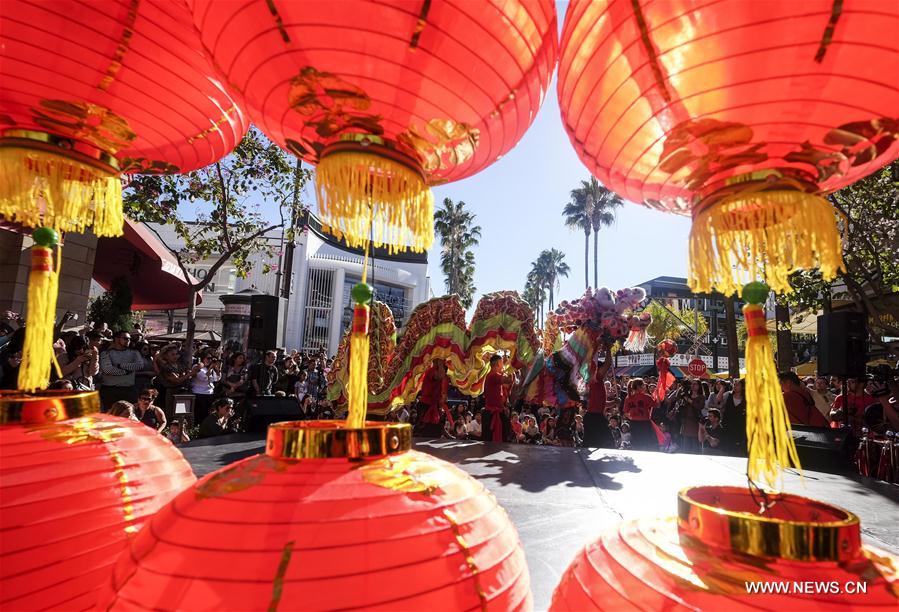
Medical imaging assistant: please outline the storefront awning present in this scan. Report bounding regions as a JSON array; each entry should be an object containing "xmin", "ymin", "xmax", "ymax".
[
  {"xmin": 94, "ymin": 219, "xmax": 201, "ymax": 311},
  {"xmin": 614, "ymin": 365, "xmax": 654, "ymax": 377}
]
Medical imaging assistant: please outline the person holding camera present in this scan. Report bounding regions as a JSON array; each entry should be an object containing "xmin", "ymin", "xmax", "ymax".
[
  {"xmin": 864, "ymin": 365, "xmax": 899, "ymax": 435},
  {"xmin": 199, "ymin": 398, "xmax": 239, "ymax": 438},
  {"xmin": 190, "ymin": 352, "xmax": 220, "ymax": 424},
  {"xmin": 156, "ymin": 344, "xmax": 199, "ymax": 418},
  {"xmin": 699, "ymin": 408, "xmax": 726, "ymax": 455},
  {"xmin": 58, "ymin": 335, "xmax": 99, "ymax": 390},
  {"xmin": 670, "ymin": 378, "xmax": 705, "ymax": 454}
]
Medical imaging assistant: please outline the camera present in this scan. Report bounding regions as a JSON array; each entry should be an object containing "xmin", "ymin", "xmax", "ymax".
[
  {"xmin": 868, "ymin": 363, "xmax": 898, "ymax": 398},
  {"xmin": 869, "ymin": 363, "xmax": 897, "ymax": 383}
]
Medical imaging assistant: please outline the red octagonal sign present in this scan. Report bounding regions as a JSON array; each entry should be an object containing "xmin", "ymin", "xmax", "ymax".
[{"xmin": 687, "ymin": 358, "xmax": 708, "ymax": 378}]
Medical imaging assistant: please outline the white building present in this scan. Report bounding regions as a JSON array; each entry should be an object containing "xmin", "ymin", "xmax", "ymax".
[{"xmin": 143, "ymin": 213, "xmax": 430, "ymax": 355}]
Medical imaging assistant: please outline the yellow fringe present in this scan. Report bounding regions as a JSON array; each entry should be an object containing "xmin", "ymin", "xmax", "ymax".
[
  {"xmin": 689, "ymin": 191, "xmax": 844, "ymax": 296},
  {"xmin": 0, "ymin": 147, "xmax": 123, "ymax": 237},
  {"xmin": 316, "ymin": 151, "xmax": 434, "ymax": 254},
  {"xmin": 744, "ymin": 310, "xmax": 802, "ymax": 489},
  {"xmin": 347, "ymin": 321, "xmax": 370, "ymax": 429},
  {"xmin": 18, "ymin": 246, "xmax": 60, "ymax": 391}
]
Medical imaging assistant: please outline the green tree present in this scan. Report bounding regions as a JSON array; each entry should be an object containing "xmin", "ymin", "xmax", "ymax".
[
  {"xmin": 644, "ymin": 300, "xmax": 708, "ymax": 346},
  {"xmin": 123, "ymin": 128, "xmax": 311, "ymax": 362},
  {"xmin": 787, "ymin": 162, "xmax": 899, "ymax": 349},
  {"xmin": 533, "ymin": 248, "xmax": 569, "ymax": 311},
  {"xmin": 523, "ymin": 273, "xmax": 547, "ymax": 327},
  {"xmin": 570, "ymin": 177, "xmax": 623, "ymax": 288},
  {"xmin": 562, "ymin": 194, "xmax": 591, "ymax": 289},
  {"xmin": 434, "ymin": 197, "xmax": 482, "ymax": 308},
  {"xmin": 88, "ymin": 277, "xmax": 138, "ymax": 332}
]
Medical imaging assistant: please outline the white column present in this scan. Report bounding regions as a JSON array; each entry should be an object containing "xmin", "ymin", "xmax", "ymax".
[
  {"xmin": 328, "ymin": 267, "xmax": 346, "ymax": 356},
  {"xmin": 285, "ymin": 235, "xmax": 308, "ymax": 349}
]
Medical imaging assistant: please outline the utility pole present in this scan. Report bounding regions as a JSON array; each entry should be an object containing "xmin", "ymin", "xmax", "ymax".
[
  {"xmin": 280, "ymin": 158, "xmax": 303, "ymax": 299},
  {"xmin": 710, "ymin": 307, "xmax": 719, "ymax": 372},
  {"xmin": 724, "ymin": 295, "xmax": 740, "ymax": 378}
]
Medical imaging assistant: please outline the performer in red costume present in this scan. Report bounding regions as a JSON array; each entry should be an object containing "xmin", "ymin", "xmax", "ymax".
[
  {"xmin": 584, "ymin": 345, "xmax": 615, "ymax": 448},
  {"xmin": 653, "ymin": 339, "xmax": 677, "ymax": 402},
  {"xmin": 623, "ymin": 378, "xmax": 659, "ymax": 450},
  {"xmin": 418, "ymin": 359, "xmax": 449, "ymax": 438},
  {"xmin": 482, "ymin": 354, "xmax": 512, "ymax": 442}
]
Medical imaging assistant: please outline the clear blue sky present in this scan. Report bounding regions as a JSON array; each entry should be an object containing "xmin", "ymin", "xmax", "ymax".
[
  {"xmin": 284, "ymin": 74, "xmax": 693, "ymax": 305},
  {"xmin": 428, "ymin": 74, "xmax": 691, "ymax": 304},
  {"xmin": 218, "ymin": 1, "xmax": 693, "ymax": 304}
]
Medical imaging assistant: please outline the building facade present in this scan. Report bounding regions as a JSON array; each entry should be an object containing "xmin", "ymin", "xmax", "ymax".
[
  {"xmin": 137, "ymin": 223, "xmax": 257, "ymax": 335},
  {"xmin": 143, "ymin": 213, "xmax": 430, "ymax": 355}
]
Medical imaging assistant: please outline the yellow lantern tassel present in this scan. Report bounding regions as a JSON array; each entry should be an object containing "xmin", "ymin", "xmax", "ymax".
[
  {"xmin": 18, "ymin": 228, "xmax": 62, "ymax": 392},
  {"xmin": 347, "ymin": 304, "xmax": 371, "ymax": 429},
  {"xmin": 689, "ymin": 189, "xmax": 843, "ymax": 296},
  {"xmin": 742, "ymin": 290, "xmax": 801, "ymax": 489},
  {"xmin": 0, "ymin": 146, "xmax": 123, "ymax": 237},
  {"xmin": 316, "ymin": 148, "xmax": 434, "ymax": 254}
]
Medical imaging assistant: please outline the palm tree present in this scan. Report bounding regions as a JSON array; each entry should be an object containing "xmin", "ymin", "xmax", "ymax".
[
  {"xmin": 525, "ymin": 267, "xmax": 548, "ymax": 327},
  {"xmin": 522, "ymin": 276, "xmax": 546, "ymax": 327},
  {"xmin": 455, "ymin": 250, "xmax": 477, "ymax": 308},
  {"xmin": 563, "ymin": 195, "xmax": 592, "ymax": 289},
  {"xmin": 535, "ymin": 248, "xmax": 569, "ymax": 311},
  {"xmin": 571, "ymin": 177, "xmax": 623, "ymax": 288},
  {"xmin": 434, "ymin": 197, "xmax": 481, "ymax": 308}
]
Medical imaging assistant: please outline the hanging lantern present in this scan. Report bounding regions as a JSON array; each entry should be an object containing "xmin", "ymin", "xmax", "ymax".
[
  {"xmin": 98, "ymin": 420, "xmax": 531, "ymax": 610},
  {"xmin": 551, "ymin": 485, "xmax": 898, "ymax": 610},
  {"xmin": 0, "ymin": 0, "xmax": 249, "ymax": 389},
  {"xmin": 0, "ymin": 0, "xmax": 248, "ymax": 235},
  {"xmin": 557, "ymin": 0, "xmax": 899, "ymax": 296},
  {"xmin": 190, "ymin": 0, "xmax": 557, "ymax": 253},
  {"xmin": 0, "ymin": 390, "xmax": 196, "ymax": 610}
]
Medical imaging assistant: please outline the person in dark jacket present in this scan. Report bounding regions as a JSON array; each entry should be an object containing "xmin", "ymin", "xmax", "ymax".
[{"xmin": 199, "ymin": 398, "xmax": 238, "ymax": 438}]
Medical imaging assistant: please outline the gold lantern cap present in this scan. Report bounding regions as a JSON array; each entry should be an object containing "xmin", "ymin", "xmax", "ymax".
[
  {"xmin": 0, "ymin": 389, "xmax": 100, "ymax": 425},
  {"xmin": 265, "ymin": 420, "xmax": 412, "ymax": 460},
  {"xmin": 677, "ymin": 485, "xmax": 861, "ymax": 563}
]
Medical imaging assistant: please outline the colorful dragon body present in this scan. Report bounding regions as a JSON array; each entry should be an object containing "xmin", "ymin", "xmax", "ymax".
[
  {"xmin": 327, "ymin": 287, "xmax": 651, "ymax": 414},
  {"xmin": 327, "ymin": 291, "xmax": 539, "ymax": 415},
  {"xmin": 524, "ymin": 287, "xmax": 651, "ymax": 408}
]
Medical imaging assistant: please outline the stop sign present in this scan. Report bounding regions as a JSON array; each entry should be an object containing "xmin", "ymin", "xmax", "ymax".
[{"xmin": 687, "ymin": 358, "xmax": 707, "ymax": 378}]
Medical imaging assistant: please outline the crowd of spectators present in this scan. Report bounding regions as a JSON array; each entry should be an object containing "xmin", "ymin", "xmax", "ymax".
[
  {"xmin": 393, "ymin": 352, "xmax": 899, "ymax": 461},
  {"xmin": 0, "ymin": 312, "xmax": 337, "ymax": 445},
  {"xmin": 2, "ymin": 311, "xmax": 897, "ymax": 464}
]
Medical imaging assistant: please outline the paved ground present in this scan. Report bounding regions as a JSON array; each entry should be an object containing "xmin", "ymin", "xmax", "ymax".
[{"xmin": 181, "ymin": 435, "xmax": 899, "ymax": 611}]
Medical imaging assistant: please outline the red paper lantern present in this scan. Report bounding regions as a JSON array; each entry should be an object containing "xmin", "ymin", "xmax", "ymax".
[
  {"xmin": 551, "ymin": 486, "xmax": 898, "ymax": 610},
  {"xmin": 98, "ymin": 421, "xmax": 531, "ymax": 610},
  {"xmin": 558, "ymin": 0, "xmax": 899, "ymax": 295},
  {"xmin": 189, "ymin": 0, "xmax": 557, "ymax": 252},
  {"xmin": 0, "ymin": 391, "xmax": 196, "ymax": 610},
  {"xmin": 1, "ymin": 0, "xmax": 249, "ymax": 390},
  {"xmin": 656, "ymin": 339, "xmax": 677, "ymax": 358},
  {"xmin": 0, "ymin": 0, "xmax": 249, "ymax": 236}
]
